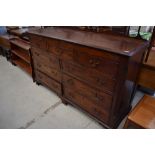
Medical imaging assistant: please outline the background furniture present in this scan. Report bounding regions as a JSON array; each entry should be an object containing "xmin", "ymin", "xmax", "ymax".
[
  {"xmin": 8, "ymin": 27, "xmax": 35, "ymax": 80},
  {"xmin": 10, "ymin": 38, "xmax": 32, "ymax": 76},
  {"xmin": 144, "ymin": 27, "xmax": 155, "ymax": 62},
  {"xmin": 124, "ymin": 95, "xmax": 155, "ymax": 129},
  {"xmin": 0, "ymin": 35, "xmax": 11, "ymax": 58},
  {"xmin": 28, "ymin": 27, "xmax": 148, "ymax": 128},
  {"xmin": 0, "ymin": 26, "xmax": 17, "ymax": 60},
  {"xmin": 9, "ymin": 27, "xmax": 30, "ymax": 41},
  {"xmin": 138, "ymin": 28, "xmax": 155, "ymax": 91}
]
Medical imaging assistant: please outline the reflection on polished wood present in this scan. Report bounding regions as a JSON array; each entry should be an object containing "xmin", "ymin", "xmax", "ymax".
[
  {"xmin": 124, "ymin": 95, "xmax": 155, "ymax": 129},
  {"xmin": 10, "ymin": 38, "xmax": 32, "ymax": 76}
]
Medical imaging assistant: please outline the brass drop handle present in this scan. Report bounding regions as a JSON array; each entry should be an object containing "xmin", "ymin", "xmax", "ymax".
[
  {"xmin": 95, "ymin": 61, "xmax": 100, "ymax": 65},
  {"xmin": 89, "ymin": 59, "xmax": 100, "ymax": 67},
  {"xmin": 93, "ymin": 108, "xmax": 102, "ymax": 116},
  {"xmin": 96, "ymin": 78, "xmax": 105, "ymax": 85},
  {"xmin": 57, "ymin": 48, "xmax": 62, "ymax": 54},
  {"xmin": 51, "ymin": 70, "xmax": 57, "ymax": 75},
  {"xmin": 68, "ymin": 92, "xmax": 74, "ymax": 98},
  {"xmin": 95, "ymin": 93, "xmax": 104, "ymax": 102}
]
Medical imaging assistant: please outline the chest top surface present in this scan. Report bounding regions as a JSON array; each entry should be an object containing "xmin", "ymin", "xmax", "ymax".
[{"xmin": 28, "ymin": 27, "xmax": 148, "ymax": 56}]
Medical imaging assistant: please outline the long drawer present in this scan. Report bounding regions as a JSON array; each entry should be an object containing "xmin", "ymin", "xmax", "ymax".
[
  {"xmin": 60, "ymin": 41, "xmax": 120, "ymax": 62},
  {"xmin": 63, "ymin": 87, "xmax": 110, "ymax": 123},
  {"xmin": 63, "ymin": 75, "xmax": 112, "ymax": 121},
  {"xmin": 34, "ymin": 61, "xmax": 61, "ymax": 82},
  {"xmin": 61, "ymin": 44, "xmax": 119, "ymax": 78},
  {"xmin": 30, "ymin": 34, "xmax": 61, "ymax": 56},
  {"xmin": 62, "ymin": 61, "xmax": 116, "ymax": 93},
  {"xmin": 63, "ymin": 74, "xmax": 112, "ymax": 111},
  {"xmin": 31, "ymin": 47, "xmax": 60, "ymax": 69},
  {"xmin": 35, "ymin": 70, "xmax": 61, "ymax": 95}
]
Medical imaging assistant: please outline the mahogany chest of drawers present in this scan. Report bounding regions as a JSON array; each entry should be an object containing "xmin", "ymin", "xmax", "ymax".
[{"xmin": 28, "ymin": 27, "xmax": 148, "ymax": 128}]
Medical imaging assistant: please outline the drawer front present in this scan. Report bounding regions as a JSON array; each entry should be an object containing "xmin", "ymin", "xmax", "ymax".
[
  {"xmin": 30, "ymin": 34, "xmax": 47, "ymax": 49},
  {"xmin": 62, "ymin": 61, "xmax": 116, "ymax": 92},
  {"xmin": 34, "ymin": 61, "xmax": 61, "ymax": 82},
  {"xmin": 46, "ymin": 38, "xmax": 62, "ymax": 56},
  {"xmin": 30, "ymin": 34, "xmax": 61, "ymax": 56},
  {"xmin": 61, "ymin": 45, "xmax": 119, "ymax": 77},
  {"xmin": 63, "ymin": 74, "xmax": 112, "ymax": 111},
  {"xmin": 35, "ymin": 70, "xmax": 61, "ymax": 95},
  {"xmin": 64, "ymin": 88, "xmax": 109, "ymax": 123},
  {"xmin": 61, "ymin": 41, "xmax": 120, "ymax": 62},
  {"xmin": 32, "ymin": 47, "xmax": 60, "ymax": 69}
]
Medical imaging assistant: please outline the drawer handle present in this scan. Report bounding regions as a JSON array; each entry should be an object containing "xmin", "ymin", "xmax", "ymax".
[
  {"xmin": 68, "ymin": 92, "xmax": 74, "ymax": 98},
  {"xmin": 89, "ymin": 59, "xmax": 100, "ymax": 67},
  {"xmin": 51, "ymin": 70, "xmax": 57, "ymax": 75},
  {"xmin": 67, "ymin": 79, "xmax": 74, "ymax": 85},
  {"xmin": 95, "ymin": 93, "xmax": 105, "ymax": 102},
  {"xmin": 96, "ymin": 78, "xmax": 105, "ymax": 85},
  {"xmin": 57, "ymin": 48, "xmax": 62, "ymax": 54},
  {"xmin": 93, "ymin": 108, "xmax": 102, "ymax": 116}
]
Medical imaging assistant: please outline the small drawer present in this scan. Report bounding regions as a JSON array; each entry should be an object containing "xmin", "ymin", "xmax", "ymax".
[
  {"xmin": 46, "ymin": 38, "xmax": 62, "ymax": 56},
  {"xmin": 63, "ymin": 74, "xmax": 113, "ymax": 111},
  {"xmin": 64, "ymin": 88, "xmax": 109, "ymax": 123},
  {"xmin": 34, "ymin": 61, "xmax": 61, "ymax": 82},
  {"xmin": 32, "ymin": 47, "xmax": 60, "ymax": 69},
  {"xmin": 35, "ymin": 70, "xmax": 61, "ymax": 95},
  {"xmin": 30, "ymin": 34, "xmax": 47, "ymax": 49},
  {"xmin": 62, "ymin": 61, "xmax": 116, "ymax": 93}
]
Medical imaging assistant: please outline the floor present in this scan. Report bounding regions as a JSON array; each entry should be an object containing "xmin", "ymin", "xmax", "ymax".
[{"xmin": 0, "ymin": 56, "xmax": 144, "ymax": 129}]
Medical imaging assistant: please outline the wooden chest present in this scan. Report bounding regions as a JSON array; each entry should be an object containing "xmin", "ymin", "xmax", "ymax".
[{"xmin": 28, "ymin": 27, "xmax": 148, "ymax": 128}]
